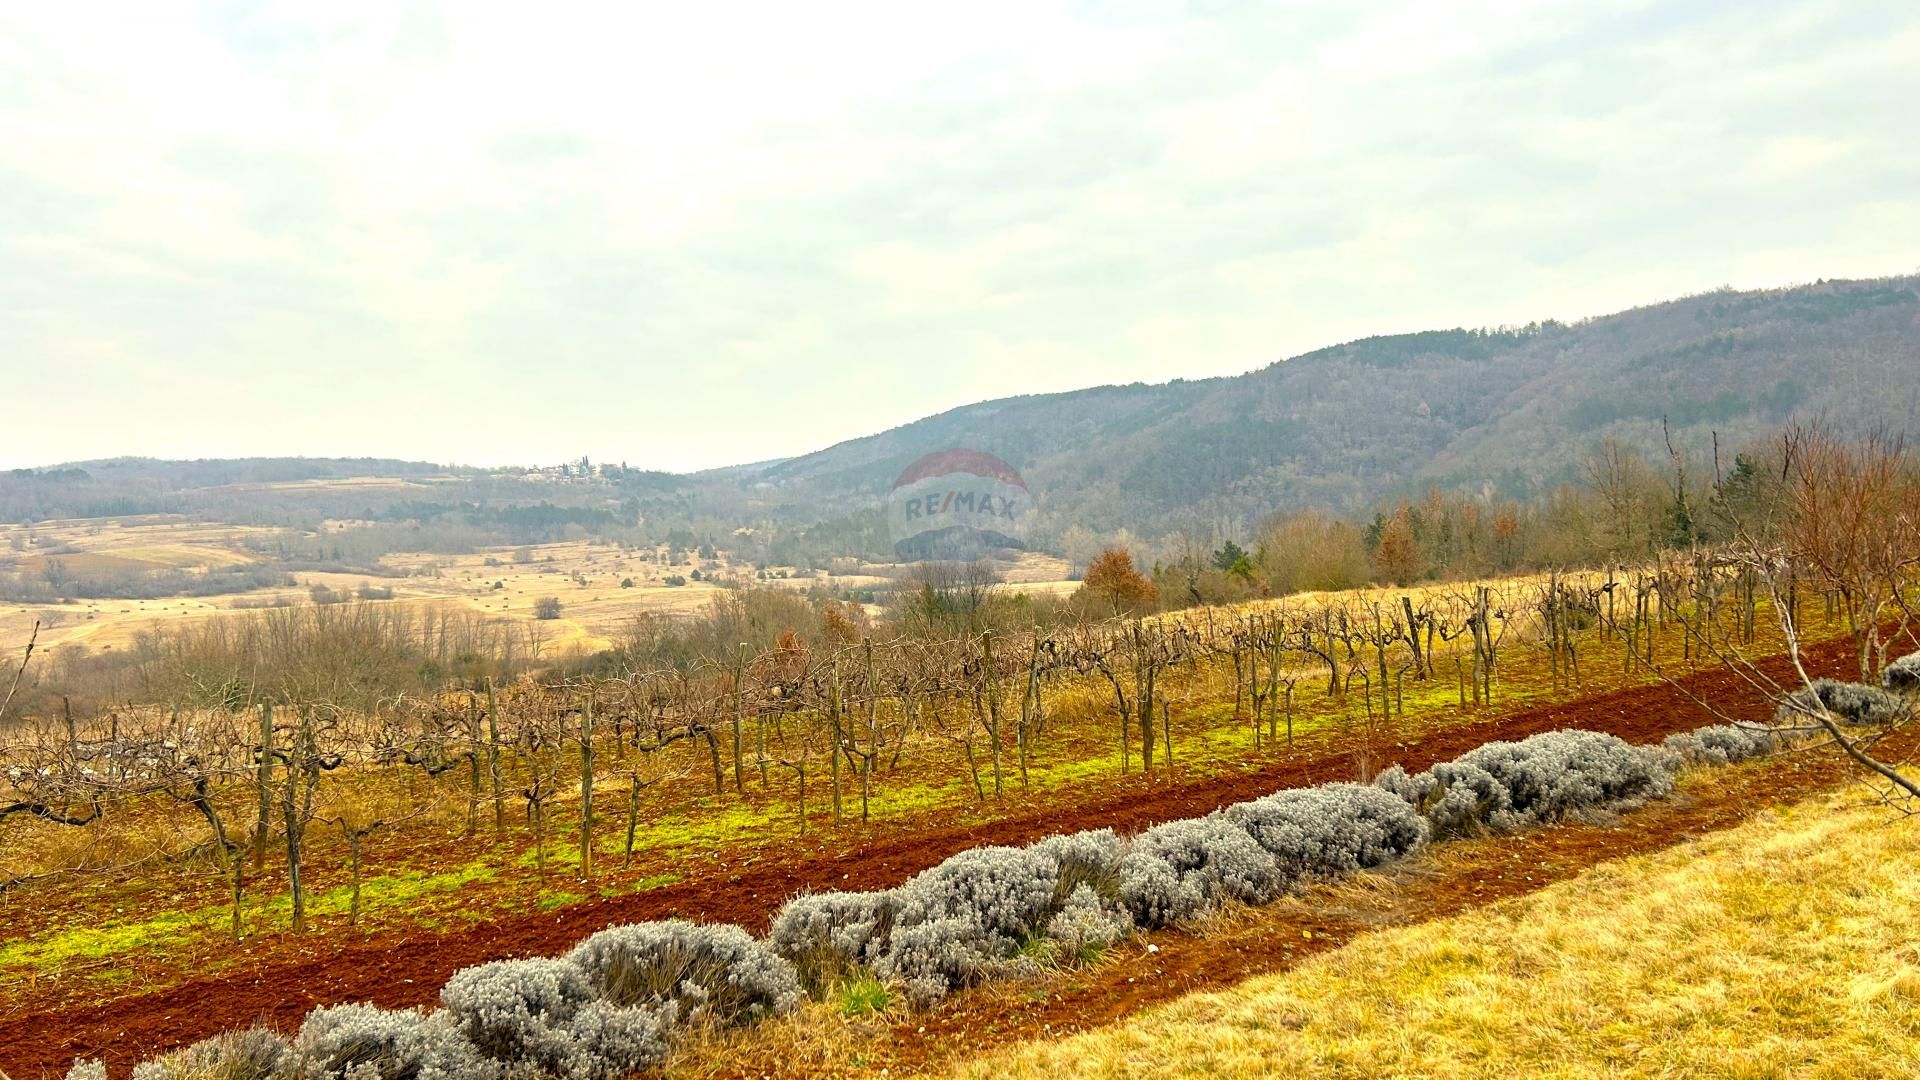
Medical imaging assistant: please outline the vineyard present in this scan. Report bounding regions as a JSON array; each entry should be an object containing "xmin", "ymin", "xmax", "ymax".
[
  {"xmin": 6, "ymin": 6, "xmax": 1918, "ymax": 1073},
  {"xmin": 6, "ymin": 525, "xmax": 1917, "ymax": 1078}
]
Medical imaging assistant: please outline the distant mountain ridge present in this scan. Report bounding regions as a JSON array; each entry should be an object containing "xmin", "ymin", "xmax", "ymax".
[
  {"xmin": 725, "ymin": 275, "xmax": 1920, "ymax": 542},
  {"xmin": 15, "ymin": 276, "xmax": 1920, "ymax": 552}
]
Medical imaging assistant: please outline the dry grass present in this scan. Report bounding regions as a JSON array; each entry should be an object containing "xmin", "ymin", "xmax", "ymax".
[
  {"xmin": 957, "ymin": 784, "xmax": 1920, "ymax": 1079},
  {"xmin": 0, "ymin": 520, "xmax": 1089, "ymax": 660}
]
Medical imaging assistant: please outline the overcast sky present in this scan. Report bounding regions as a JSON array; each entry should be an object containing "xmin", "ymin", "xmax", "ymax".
[{"xmin": 3, "ymin": 1, "xmax": 1915, "ymax": 472}]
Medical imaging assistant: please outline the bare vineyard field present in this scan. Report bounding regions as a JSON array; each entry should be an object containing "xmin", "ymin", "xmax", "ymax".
[{"xmin": 1, "ymin": 562, "xmax": 1894, "ymax": 1074}]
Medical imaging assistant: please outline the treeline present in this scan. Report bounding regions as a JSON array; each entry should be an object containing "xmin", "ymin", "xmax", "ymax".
[
  {"xmin": 0, "ymin": 457, "xmax": 450, "ymax": 522},
  {"xmin": 248, "ymin": 511, "xmax": 649, "ymax": 569},
  {"xmin": 0, "ymin": 459, "xmax": 693, "ymax": 539},
  {"xmin": 0, "ymin": 562, "xmax": 296, "ymax": 602},
  {"xmin": 1118, "ymin": 431, "xmax": 1809, "ymax": 608},
  {"xmin": 22, "ymin": 603, "xmax": 542, "ymax": 714}
]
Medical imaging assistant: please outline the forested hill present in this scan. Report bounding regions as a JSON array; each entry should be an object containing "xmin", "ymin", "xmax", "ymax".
[
  {"xmin": 9, "ymin": 276, "xmax": 1917, "ymax": 555},
  {"xmin": 730, "ymin": 275, "xmax": 1920, "ymax": 540}
]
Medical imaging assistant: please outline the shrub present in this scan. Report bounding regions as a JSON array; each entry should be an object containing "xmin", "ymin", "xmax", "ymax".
[
  {"xmin": 893, "ymin": 846, "xmax": 1059, "ymax": 946},
  {"xmin": 129, "ymin": 1028, "xmax": 288, "ymax": 1080},
  {"xmin": 1119, "ymin": 816, "xmax": 1283, "ymax": 929},
  {"xmin": 566, "ymin": 921, "xmax": 800, "ymax": 1026},
  {"xmin": 64, "ymin": 1064, "xmax": 105, "ymax": 1080},
  {"xmin": 768, "ymin": 889, "xmax": 900, "ymax": 991},
  {"xmin": 1448, "ymin": 730, "xmax": 1674, "ymax": 831},
  {"xmin": 1029, "ymin": 828, "xmax": 1127, "ymax": 907},
  {"xmin": 533, "ymin": 596, "xmax": 564, "ymax": 620},
  {"xmin": 881, "ymin": 846, "xmax": 1062, "ymax": 1001},
  {"xmin": 1883, "ymin": 651, "xmax": 1920, "ymax": 694},
  {"xmin": 440, "ymin": 958, "xmax": 671, "ymax": 1080},
  {"xmin": 1777, "ymin": 678, "xmax": 1910, "ymax": 727},
  {"xmin": 1376, "ymin": 761, "xmax": 1511, "ymax": 839},
  {"xmin": 1382, "ymin": 730, "xmax": 1675, "ymax": 837},
  {"xmin": 1225, "ymin": 782, "xmax": 1427, "ymax": 882},
  {"xmin": 881, "ymin": 914, "xmax": 1025, "ymax": 1004},
  {"xmin": 1662, "ymin": 724, "xmax": 1779, "ymax": 766},
  {"xmin": 287, "ymin": 1002, "xmax": 491, "ymax": 1079},
  {"xmin": 1044, "ymin": 883, "xmax": 1132, "ymax": 962}
]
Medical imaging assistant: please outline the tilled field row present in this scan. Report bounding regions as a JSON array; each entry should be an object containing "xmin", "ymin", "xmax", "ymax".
[{"xmin": 6, "ymin": 639, "xmax": 1860, "ymax": 1077}]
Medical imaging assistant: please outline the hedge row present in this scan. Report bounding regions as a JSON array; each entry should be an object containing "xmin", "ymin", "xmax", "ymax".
[
  {"xmin": 1774, "ymin": 677, "xmax": 1911, "ymax": 728},
  {"xmin": 77, "ymin": 718, "xmax": 1792, "ymax": 1080},
  {"xmin": 71, "ymin": 922, "xmax": 797, "ymax": 1080}
]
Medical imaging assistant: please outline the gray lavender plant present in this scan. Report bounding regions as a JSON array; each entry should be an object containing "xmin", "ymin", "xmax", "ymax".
[
  {"xmin": 565, "ymin": 920, "xmax": 800, "ymax": 1026},
  {"xmin": 1778, "ymin": 678, "xmax": 1911, "ymax": 727}
]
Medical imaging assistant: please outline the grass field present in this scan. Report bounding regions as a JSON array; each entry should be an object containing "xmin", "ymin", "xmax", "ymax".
[
  {"xmin": 0, "ymin": 511, "xmax": 1078, "ymax": 657},
  {"xmin": 960, "ymin": 779, "xmax": 1920, "ymax": 1079}
]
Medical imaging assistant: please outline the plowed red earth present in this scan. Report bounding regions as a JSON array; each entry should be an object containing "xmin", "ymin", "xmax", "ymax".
[{"xmin": 3, "ymin": 641, "xmax": 1864, "ymax": 1077}]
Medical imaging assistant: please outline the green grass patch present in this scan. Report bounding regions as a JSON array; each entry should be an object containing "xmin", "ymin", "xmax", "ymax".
[
  {"xmin": 0, "ymin": 861, "xmax": 496, "ymax": 974},
  {"xmin": 839, "ymin": 975, "xmax": 892, "ymax": 1016}
]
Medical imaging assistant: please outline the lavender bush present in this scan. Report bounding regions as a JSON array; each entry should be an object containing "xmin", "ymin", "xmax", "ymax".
[
  {"xmin": 768, "ymin": 888, "xmax": 901, "ymax": 991},
  {"xmin": 1883, "ymin": 651, "xmax": 1920, "ymax": 694},
  {"xmin": 565, "ymin": 921, "xmax": 800, "ymax": 1026},
  {"xmin": 1119, "ymin": 816, "xmax": 1283, "ymax": 928},
  {"xmin": 128, "ymin": 1029, "xmax": 288, "ymax": 1080},
  {"xmin": 877, "ymin": 846, "xmax": 1062, "ymax": 1001},
  {"xmin": 1029, "ymin": 827, "xmax": 1127, "ymax": 907},
  {"xmin": 1662, "ymin": 723, "xmax": 1780, "ymax": 766},
  {"xmin": 287, "ymin": 1003, "xmax": 492, "ymax": 1080},
  {"xmin": 438, "ymin": 957, "xmax": 672, "ymax": 1079},
  {"xmin": 1449, "ymin": 729, "xmax": 1674, "ymax": 829},
  {"xmin": 1044, "ymin": 883, "xmax": 1133, "ymax": 961},
  {"xmin": 1376, "ymin": 761, "xmax": 1511, "ymax": 839},
  {"xmin": 1225, "ymin": 782, "xmax": 1427, "ymax": 882},
  {"xmin": 1778, "ymin": 678, "xmax": 1911, "ymax": 727}
]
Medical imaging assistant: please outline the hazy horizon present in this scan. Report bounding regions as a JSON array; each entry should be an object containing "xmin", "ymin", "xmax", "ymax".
[
  {"xmin": 8, "ymin": 266, "xmax": 1917, "ymax": 476},
  {"xmin": 6, "ymin": 2, "xmax": 1917, "ymax": 472}
]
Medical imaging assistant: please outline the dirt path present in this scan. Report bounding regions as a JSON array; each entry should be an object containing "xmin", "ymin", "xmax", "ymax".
[{"xmin": 4, "ymin": 641, "xmax": 1860, "ymax": 1077}]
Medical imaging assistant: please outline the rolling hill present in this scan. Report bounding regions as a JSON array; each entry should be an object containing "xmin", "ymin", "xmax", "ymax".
[
  {"xmin": 726, "ymin": 274, "xmax": 1920, "ymax": 543},
  {"xmin": 11, "ymin": 275, "xmax": 1918, "ymax": 556}
]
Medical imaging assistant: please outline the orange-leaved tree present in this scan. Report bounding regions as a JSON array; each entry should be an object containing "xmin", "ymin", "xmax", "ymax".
[{"xmin": 1079, "ymin": 547, "xmax": 1159, "ymax": 616}]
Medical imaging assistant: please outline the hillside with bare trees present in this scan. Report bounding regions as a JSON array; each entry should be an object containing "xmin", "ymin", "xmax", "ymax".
[{"xmin": 734, "ymin": 274, "xmax": 1920, "ymax": 541}]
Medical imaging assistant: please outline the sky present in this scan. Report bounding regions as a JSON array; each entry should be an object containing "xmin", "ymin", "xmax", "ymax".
[{"xmin": 3, "ymin": 1, "xmax": 1916, "ymax": 473}]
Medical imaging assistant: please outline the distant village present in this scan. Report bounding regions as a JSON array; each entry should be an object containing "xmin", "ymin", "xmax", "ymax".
[{"xmin": 491, "ymin": 456, "xmax": 611, "ymax": 484}]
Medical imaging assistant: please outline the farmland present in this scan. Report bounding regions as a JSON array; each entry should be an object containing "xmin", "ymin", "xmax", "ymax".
[
  {"xmin": 4, "ymin": 538, "xmax": 1913, "ymax": 1077},
  {"xmin": 9, "ymin": 3, "xmax": 1920, "ymax": 1073},
  {"xmin": 0, "ymin": 508, "xmax": 1076, "ymax": 659},
  {"xmin": 4, "ymin": 433, "xmax": 1918, "ymax": 1080}
]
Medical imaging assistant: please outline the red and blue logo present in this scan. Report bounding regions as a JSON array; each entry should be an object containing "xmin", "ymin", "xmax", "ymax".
[{"xmin": 887, "ymin": 448, "xmax": 1029, "ymax": 560}]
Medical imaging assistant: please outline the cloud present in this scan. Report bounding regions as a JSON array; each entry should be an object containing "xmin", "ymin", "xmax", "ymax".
[{"xmin": 1, "ymin": 0, "xmax": 1916, "ymax": 470}]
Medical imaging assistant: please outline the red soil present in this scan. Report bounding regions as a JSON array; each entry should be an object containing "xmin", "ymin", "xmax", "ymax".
[{"xmin": 2, "ymin": 641, "xmax": 1861, "ymax": 1078}]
